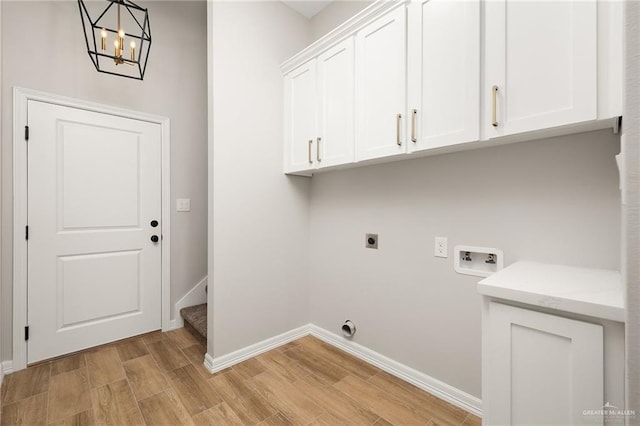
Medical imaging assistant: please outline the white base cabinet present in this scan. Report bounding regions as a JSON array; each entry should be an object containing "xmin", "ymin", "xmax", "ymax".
[
  {"xmin": 479, "ymin": 261, "xmax": 626, "ymax": 426},
  {"xmin": 484, "ymin": 302, "xmax": 604, "ymax": 425}
]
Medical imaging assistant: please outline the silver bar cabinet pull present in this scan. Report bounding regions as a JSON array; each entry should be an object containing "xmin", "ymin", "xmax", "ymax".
[
  {"xmin": 317, "ymin": 137, "xmax": 322, "ymax": 162},
  {"xmin": 396, "ymin": 113, "xmax": 402, "ymax": 146},
  {"xmin": 308, "ymin": 139, "xmax": 313, "ymax": 164},
  {"xmin": 491, "ymin": 85, "xmax": 499, "ymax": 127},
  {"xmin": 411, "ymin": 109, "xmax": 417, "ymax": 143}
]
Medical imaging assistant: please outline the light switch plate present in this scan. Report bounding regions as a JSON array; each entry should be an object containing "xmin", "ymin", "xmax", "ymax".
[
  {"xmin": 434, "ymin": 237, "xmax": 448, "ymax": 258},
  {"xmin": 176, "ymin": 198, "xmax": 191, "ymax": 212}
]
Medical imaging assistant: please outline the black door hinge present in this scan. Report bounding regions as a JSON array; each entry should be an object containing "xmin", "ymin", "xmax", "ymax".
[
  {"xmin": 25, "ymin": 226, "xmax": 29, "ymax": 240},
  {"xmin": 25, "ymin": 126, "xmax": 29, "ymax": 141},
  {"xmin": 24, "ymin": 326, "xmax": 29, "ymax": 341}
]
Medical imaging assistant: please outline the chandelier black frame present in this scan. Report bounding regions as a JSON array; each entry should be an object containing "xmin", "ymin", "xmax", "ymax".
[{"xmin": 78, "ymin": 0, "xmax": 152, "ymax": 80}]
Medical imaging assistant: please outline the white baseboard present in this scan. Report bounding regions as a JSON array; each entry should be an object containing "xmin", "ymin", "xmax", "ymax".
[
  {"xmin": 173, "ymin": 276, "xmax": 208, "ymax": 329},
  {"xmin": 204, "ymin": 325, "xmax": 310, "ymax": 373},
  {"xmin": 202, "ymin": 323, "xmax": 482, "ymax": 417},
  {"xmin": 308, "ymin": 324, "xmax": 482, "ymax": 417},
  {"xmin": 2, "ymin": 360, "xmax": 14, "ymax": 382}
]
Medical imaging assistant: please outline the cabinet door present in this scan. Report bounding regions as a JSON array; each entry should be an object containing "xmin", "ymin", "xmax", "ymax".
[
  {"xmin": 486, "ymin": 302, "xmax": 603, "ymax": 425},
  {"xmin": 485, "ymin": 0, "xmax": 597, "ymax": 137},
  {"xmin": 407, "ymin": 0, "xmax": 479, "ymax": 152},
  {"xmin": 355, "ymin": 6, "xmax": 407, "ymax": 162},
  {"xmin": 284, "ymin": 60, "xmax": 317, "ymax": 173},
  {"xmin": 317, "ymin": 37, "xmax": 355, "ymax": 168}
]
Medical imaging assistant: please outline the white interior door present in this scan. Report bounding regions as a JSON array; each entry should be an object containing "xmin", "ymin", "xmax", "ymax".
[{"xmin": 27, "ymin": 100, "xmax": 162, "ymax": 363}]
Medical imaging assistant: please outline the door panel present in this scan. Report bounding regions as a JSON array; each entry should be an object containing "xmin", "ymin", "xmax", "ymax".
[
  {"xmin": 485, "ymin": 0, "xmax": 597, "ymax": 137},
  {"xmin": 284, "ymin": 60, "xmax": 317, "ymax": 172},
  {"xmin": 486, "ymin": 302, "xmax": 603, "ymax": 425},
  {"xmin": 355, "ymin": 5, "xmax": 406, "ymax": 161},
  {"xmin": 407, "ymin": 0, "xmax": 479, "ymax": 151},
  {"xmin": 27, "ymin": 100, "xmax": 162, "ymax": 363},
  {"xmin": 60, "ymin": 123, "xmax": 140, "ymax": 229},
  {"xmin": 57, "ymin": 250, "xmax": 141, "ymax": 328},
  {"xmin": 317, "ymin": 37, "xmax": 354, "ymax": 168}
]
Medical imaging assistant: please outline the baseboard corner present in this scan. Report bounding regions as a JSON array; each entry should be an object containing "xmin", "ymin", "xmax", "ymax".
[
  {"xmin": 203, "ymin": 325, "xmax": 311, "ymax": 374},
  {"xmin": 200, "ymin": 323, "xmax": 481, "ymax": 417},
  {"xmin": 308, "ymin": 324, "xmax": 482, "ymax": 417},
  {"xmin": 2, "ymin": 360, "xmax": 14, "ymax": 379},
  {"xmin": 203, "ymin": 352, "xmax": 216, "ymax": 373}
]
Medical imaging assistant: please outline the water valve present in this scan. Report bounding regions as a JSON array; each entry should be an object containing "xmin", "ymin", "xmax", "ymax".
[{"xmin": 454, "ymin": 245, "xmax": 504, "ymax": 277}]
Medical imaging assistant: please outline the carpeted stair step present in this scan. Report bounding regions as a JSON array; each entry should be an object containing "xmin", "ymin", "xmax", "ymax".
[{"xmin": 180, "ymin": 303, "xmax": 207, "ymax": 345}]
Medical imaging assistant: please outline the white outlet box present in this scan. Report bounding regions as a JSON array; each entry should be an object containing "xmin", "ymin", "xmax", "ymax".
[
  {"xmin": 176, "ymin": 198, "xmax": 191, "ymax": 212},
  {"xmin": 454, "ymin": 245, "xmax": 504, "ymax": 277},
  {"xmin": 434, "ymin": 237, "xmax": 448, "ymax": 258}
]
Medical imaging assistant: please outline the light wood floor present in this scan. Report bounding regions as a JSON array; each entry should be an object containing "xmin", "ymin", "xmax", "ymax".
[{"xmin": 0, "ymin": 330, "xmax": 481, "ymax": 425}]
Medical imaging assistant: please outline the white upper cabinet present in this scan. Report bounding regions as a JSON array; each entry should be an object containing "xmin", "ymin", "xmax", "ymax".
[
  {"xmin": 355, "ymin": 5, "xmax": 407, "ymax": 162},
  {"xmin": 284, "ymin": 59, "xmax": 317, "ymax": 173},
  {"xmin": 284, "ymin": 39, "xmax": 355, "ymax": 174},
  {"xmin": 407, "ymin": 0, "xmax": 480, "ymax": 152},
  {"xmin": 281, "ymin": 0, "xmax": 621, "ymax": 175},
  {"xmin": 317, "ymin": 38, "xmax": 355, "ymax": 168},
  {"xmin": 484, "ymin": 0, "xmax": 597, "ymax": 138}
]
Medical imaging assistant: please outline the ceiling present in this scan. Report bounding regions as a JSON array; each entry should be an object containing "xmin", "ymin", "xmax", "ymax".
[{"xmin": 281, "ymin": 0, "xmax": 332, "ymax": 19}]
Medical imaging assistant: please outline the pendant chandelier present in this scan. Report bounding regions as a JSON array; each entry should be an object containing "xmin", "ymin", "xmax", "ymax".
[{"xmin": 78, "ymin": 0, "xmax": 152, "ymax": 80}]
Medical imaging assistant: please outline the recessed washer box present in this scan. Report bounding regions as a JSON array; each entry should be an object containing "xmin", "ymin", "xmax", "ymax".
[{"xmin": 454, "ymin": 245, "xmax": 504, "ymax": 277}]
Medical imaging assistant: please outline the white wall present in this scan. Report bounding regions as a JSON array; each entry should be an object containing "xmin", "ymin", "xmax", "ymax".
[
  {"xmin": 0, "ymin": 0, "xmax": 3, "ymax": 386},
  {"xmin": 206, "ymin": 0, "xmax": 622, "ymax": 401},
  {"xmin": 310, "ymin": 0, "xmax": 372, "ymax": 41},
  {"xmin": 309, "ymin": 130, "xmax": 621, "ymax": 398},
  {"xmin": 1, "ymin": 1, "xmax": 207, "ymax": 360},
  {"xmin": 209, "ymin": 1, "xmax": 312, "ymax": 358},
  {"xmin": 623, "ymin": 0, "xmax": 640, "ymax": 412},
  {"xmin": 305, "ymin": 1, "xmax": 621, "ymax": 399}
]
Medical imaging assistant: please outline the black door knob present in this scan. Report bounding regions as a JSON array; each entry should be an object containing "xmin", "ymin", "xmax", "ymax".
[
  {"xmin": 150, "ymin": 220, "xmax": 159, "ymax": 227},
  {"xmin": 151, "ymin": 235, "xmax": 159, "ymax": 243}
]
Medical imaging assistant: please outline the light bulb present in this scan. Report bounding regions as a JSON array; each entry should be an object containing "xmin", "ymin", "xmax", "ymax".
[
  {"xmin": 114, "ymin": 39, "xmax": 119, "ymax": 48},
  {"xmin": 130, "ymin": 40, "xmax": 136, "ymax": 61},
  {"xmin": 100, "ymin": 28, "xmax": 107, "ymax": 51},
  {"xmin": 118, "ymin": 29, "xmax": 125, "ymax": 38}
]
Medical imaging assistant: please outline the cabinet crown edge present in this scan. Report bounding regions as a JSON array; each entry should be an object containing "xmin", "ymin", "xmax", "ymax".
[{"xmin": 280, "ymin": 0, "xmax": 408, "ymax": 75}]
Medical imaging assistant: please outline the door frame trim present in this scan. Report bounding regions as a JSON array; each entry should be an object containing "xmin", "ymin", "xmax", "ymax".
[{"xmin": 12, "ymin": 87, "xmax": 171, "ymax": 371}]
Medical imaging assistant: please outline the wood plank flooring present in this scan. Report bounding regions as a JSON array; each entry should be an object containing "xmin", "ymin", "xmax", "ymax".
[{"xmin": 0, "ymin": 330, "xmax": 481, "ymax": 425}]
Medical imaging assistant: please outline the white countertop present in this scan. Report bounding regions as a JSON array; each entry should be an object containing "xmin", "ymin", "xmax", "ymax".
[{"xmin": 478, "ymin": 261, "xmax": 624, "ymax": 322}]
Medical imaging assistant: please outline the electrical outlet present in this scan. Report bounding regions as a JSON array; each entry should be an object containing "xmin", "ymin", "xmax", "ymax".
[
  {"xmin": 365, "ymin": 233, "xmax": 378, "ymax": 249},
  {"xmin": 434, "ymin": 237, "xmax": 448, "ymax": 258}
]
